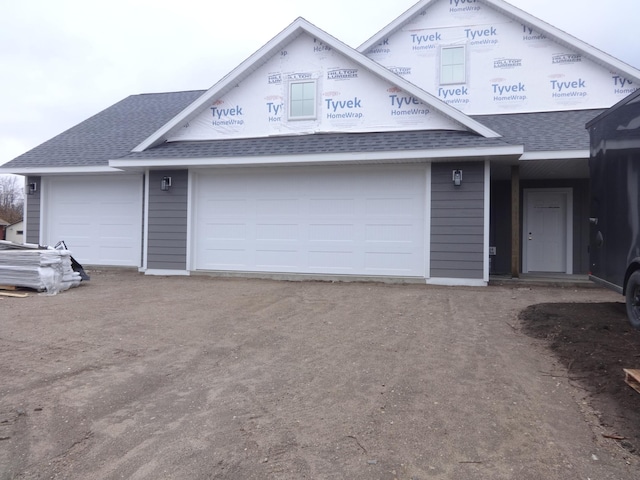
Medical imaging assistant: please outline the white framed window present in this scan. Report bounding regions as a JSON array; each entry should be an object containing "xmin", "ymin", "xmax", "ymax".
[
  {"xmin": 440, "ymin": 45, "xmax": 466, "ymax": 85},
  {"xmin": 288, "ymin": 80, "xmax": 317, "ymax": 120}
]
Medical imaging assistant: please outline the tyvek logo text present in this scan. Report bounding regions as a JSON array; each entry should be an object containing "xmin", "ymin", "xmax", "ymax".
[{"xmin": 389, "ymin": 95, "xmax": 430, "ymax": 117}]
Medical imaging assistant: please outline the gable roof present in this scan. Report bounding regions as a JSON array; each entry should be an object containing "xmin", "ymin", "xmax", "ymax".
[
  {"xmin": 359, "ymin": 0, "xmax": 640, "ymax": 84},
  {"xmin": 1, "ymin": 91, "xmax": 204, "ymax": 173},
  {"xmin": 133, "ymin": 17, "xmax": 501, "ymax": 153}
]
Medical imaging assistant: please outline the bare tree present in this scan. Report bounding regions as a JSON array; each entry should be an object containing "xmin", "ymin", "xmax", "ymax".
[{"xmin": 0, "ymin": 175, "xmax": 24, "ymax": 225}]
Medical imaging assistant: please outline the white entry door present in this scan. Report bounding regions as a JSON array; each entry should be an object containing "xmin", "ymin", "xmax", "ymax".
[
  {"xmin": 193, "ymin": 166, "xmax": 426, "ymax": 277},
  {"xmin": 524, "ymin": 189, "xmax": 572, "ymax": 273}
]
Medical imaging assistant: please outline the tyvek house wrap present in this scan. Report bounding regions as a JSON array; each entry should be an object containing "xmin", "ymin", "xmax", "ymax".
[
  {"xmin": 167, "ymin": 33, "xmax": 466, "ymax": 142},
  {"xmin": 364, "ymin": 0, "xmax": 638, "ymax": 115}
]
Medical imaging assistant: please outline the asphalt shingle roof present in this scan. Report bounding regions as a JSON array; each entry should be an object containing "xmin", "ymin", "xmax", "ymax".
[
  {"xmin": 2, "ymin": 90, "xmax": 206, "ymax": 168},
  {"xmin": 472, "ymin": 109, "xmax": 605, "ymax": 151},
  {"xmin": 123, "ymin": 130, "xmax": 512, "ymax": 160},
  {"xmin": 1, "ymin": 86, "xmax": 607, "ymax": 170}
]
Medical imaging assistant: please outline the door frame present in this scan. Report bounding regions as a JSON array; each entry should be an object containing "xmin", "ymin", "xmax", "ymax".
[{"xmin": 522, "ymin": 188, "xmax": 573, "ymax": 274}]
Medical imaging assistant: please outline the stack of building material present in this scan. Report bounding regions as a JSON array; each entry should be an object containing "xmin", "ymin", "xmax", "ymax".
[{"xmin": 0, "ymin": 246, "xmax": 82, "ymax": 294}]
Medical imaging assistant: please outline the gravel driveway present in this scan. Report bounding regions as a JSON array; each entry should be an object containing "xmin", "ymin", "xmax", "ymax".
[{"xmin": 0, "ymin": 270, "xmax": 637, "ymax": 479}]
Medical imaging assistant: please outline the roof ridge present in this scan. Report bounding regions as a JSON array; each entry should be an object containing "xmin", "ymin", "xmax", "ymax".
[{"xmin": 133, "ymin": 90, "xmax": 208, "ymax": 97}]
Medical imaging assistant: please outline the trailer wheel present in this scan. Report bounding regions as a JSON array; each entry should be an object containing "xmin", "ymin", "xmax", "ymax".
[{"xmin": 625, "ymin": 271, "xmax": 640, "ymax": 329}]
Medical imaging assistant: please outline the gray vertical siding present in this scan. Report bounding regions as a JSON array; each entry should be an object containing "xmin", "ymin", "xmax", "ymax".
[
  {"xmin": 147, "ymin": 170, "xmax": 188, "ymax": 270},
  {"xmin": 25, "ymin": 176, "xmax": 41, "ymax": 245},
  {"xmin": 431, "ymin": 162, "xmax": 485, "ymax": 279}
]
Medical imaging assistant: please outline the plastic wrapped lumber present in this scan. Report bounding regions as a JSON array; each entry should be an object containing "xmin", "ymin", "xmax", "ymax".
[{"xmin": 0, "ymin": 249, "xmax": 81, "ymax": 294}]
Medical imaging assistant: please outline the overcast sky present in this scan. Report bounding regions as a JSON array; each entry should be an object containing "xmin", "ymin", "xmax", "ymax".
[{"xmin": 1, "ymin": 0, "xmax": 638, "ymax": 168}]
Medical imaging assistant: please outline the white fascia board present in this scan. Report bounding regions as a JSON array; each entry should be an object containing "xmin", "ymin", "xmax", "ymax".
[
  {"xmin": 0, "ymin": 166, "xmax": 125, "ymax": 175},
  {"xmin": 133, "ymin": 17, "xmax": 501, "ymax": 153},
  {"xmin": 110, "ymin": 145, "xmax": 523, "ymax": 170},
  {"xmin": 520, "ymin": 150, "xmax": 589, "ymax": 161}
]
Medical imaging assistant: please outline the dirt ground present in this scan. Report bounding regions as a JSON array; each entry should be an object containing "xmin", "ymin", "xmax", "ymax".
[
  {"xmin": 519, "ymin": 301, "xmax": 640, "ymax": 458},
  {"xmin": 1, "ymin": 270, "xmax": 639, "ymax": 480}
]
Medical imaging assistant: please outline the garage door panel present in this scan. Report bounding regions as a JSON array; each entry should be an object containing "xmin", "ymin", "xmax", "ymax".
[
  {"xmin": 365, "ymin": 223, "xmax": 418, "ymax": 243},
  {"xmin": 59, "ymin": 236, "xmax": 92, "ymax": 248},
  {"xmin": 201, "ymin": 248, "xmax": 247, "ymax": 268},
  {"xmin": 255, "ymin": 224, "xmax": 299, "ymax": 241},
  {"xmin": 365, "ymin": 252, "xmax": 414, "ymax": 271},
  {"xmin": 309, "ymin": 198, "xmax": 355, "ymax": 215},
  {"xmin": 195, "ymin": 167, "xmax": 425, "ymax": 276},
  {"xmin": 204, "ymin": 223, "xmax": 247, "ymax": 240},
  {"xmin": 309, "ymin": 224, "xmax": 355, "ymax": 241},
  {"xmin": 257, "ymin": 199, "xmax": 299, "ymax": 215},
  {"xmin": 97, "ymin": 216, "xmax": 137, "ymax": 227},
  {"xmin": 206, "ymin": 199, "xmax": 248, "ymax": 215},
  {"xmin": 308, "ymin": 251, "xmax": 355, "ymax": 271},
  {"xmin": 366, "ymin": 197, "xmax": 416, "ymax": 216},
  {"xmin": 46, "ymin": 175, "xmax": 142, "ymax": 266},
  {"xmin": 255, "ymin": 249, "xmax": 299, "ymax": 268}
]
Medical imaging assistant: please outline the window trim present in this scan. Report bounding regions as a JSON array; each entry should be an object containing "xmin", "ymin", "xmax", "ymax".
[
  {"xmin": 287, "ymin": 79, "xmax": 318, "ymax": 121},
  {"xmin": 440, "ymin": 45, "xmax": 466, "ymax": 86}
]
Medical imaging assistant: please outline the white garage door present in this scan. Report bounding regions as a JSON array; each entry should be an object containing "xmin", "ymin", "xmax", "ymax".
[
  {"xmin": 194, "ymin": 166, "xmax": 426, "ymax": 277},
  {"xmin": 44, "ymin": 175, "xmax": 143, "ymax": 266}
]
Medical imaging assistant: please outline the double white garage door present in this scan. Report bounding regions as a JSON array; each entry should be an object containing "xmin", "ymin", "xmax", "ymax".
[{"xmin": 194, "ymin": 166, "xmax": 426, "ymax": 277}]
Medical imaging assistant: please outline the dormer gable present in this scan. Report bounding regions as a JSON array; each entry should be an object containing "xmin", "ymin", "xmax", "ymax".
[
  {"xmin": 134, "ymin": 17, "xmax": 499, "ymax": 151},
  {"xmin": 359, "ymin": 0, "xmax": 640, "ymax": 115}
]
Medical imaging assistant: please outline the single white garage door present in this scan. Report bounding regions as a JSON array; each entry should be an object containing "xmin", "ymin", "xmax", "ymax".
[
  {"xmin": 194, "ymin": 166, "xmax": 426, "ymax": 277},
  {"xmin": 44, "ymin": 175, "xmax": 143, "ymax": 266}
]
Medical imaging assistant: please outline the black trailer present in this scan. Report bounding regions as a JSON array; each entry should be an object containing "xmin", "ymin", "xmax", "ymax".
[{"xmin": 587, "ymin": 89, "xmax": 640, "ymax": 328}]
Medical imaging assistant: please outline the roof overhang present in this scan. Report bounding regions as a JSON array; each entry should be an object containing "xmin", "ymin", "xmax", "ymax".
[
  {"xmin": 0, "ymin": 166, "xmax": 126, "ymax": 176},
  {"xmin": 111, "ymin": 145, "xmax": 523, "ymax": 170},
  {"xmin": 519, "ymin": 149, "xmax": 589, "ymax": 161},
  {"xmin": 491, "ymin": 152, "xmax": 590, "ymax": 180}
]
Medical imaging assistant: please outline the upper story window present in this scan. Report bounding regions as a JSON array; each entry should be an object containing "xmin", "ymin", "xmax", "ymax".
[
  {"xmin": 440, "ymin": 45, "xmax": 466, "ymax": 85},
  {"xmin": 289, "ymin": 80, "xmax": 317, "ymax": 120}
]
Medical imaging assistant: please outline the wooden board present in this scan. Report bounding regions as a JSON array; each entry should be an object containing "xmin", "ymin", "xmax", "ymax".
[
  {"xmin": 0, "ymin": 285, "xmax": 17, "ymax": 291},
  {"xmin": 0, "ymin": 291, "xmax": 29, "ymax": 298},
  {"xmin": 624, "ymin": 369, "xmax": 640, "ymax": 395}
]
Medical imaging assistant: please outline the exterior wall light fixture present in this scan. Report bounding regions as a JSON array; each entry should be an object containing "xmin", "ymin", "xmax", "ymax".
[
  {"xmin": 27, "ymin": 182, "xmax": 37, "ymax": 195},
  {"xmin": 452, "ymin": 170, "xmax": 462, "ymax": 187},
  {"xmin": 161, "ymin": 176, "xmax": 172, "ymax": 191}
]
